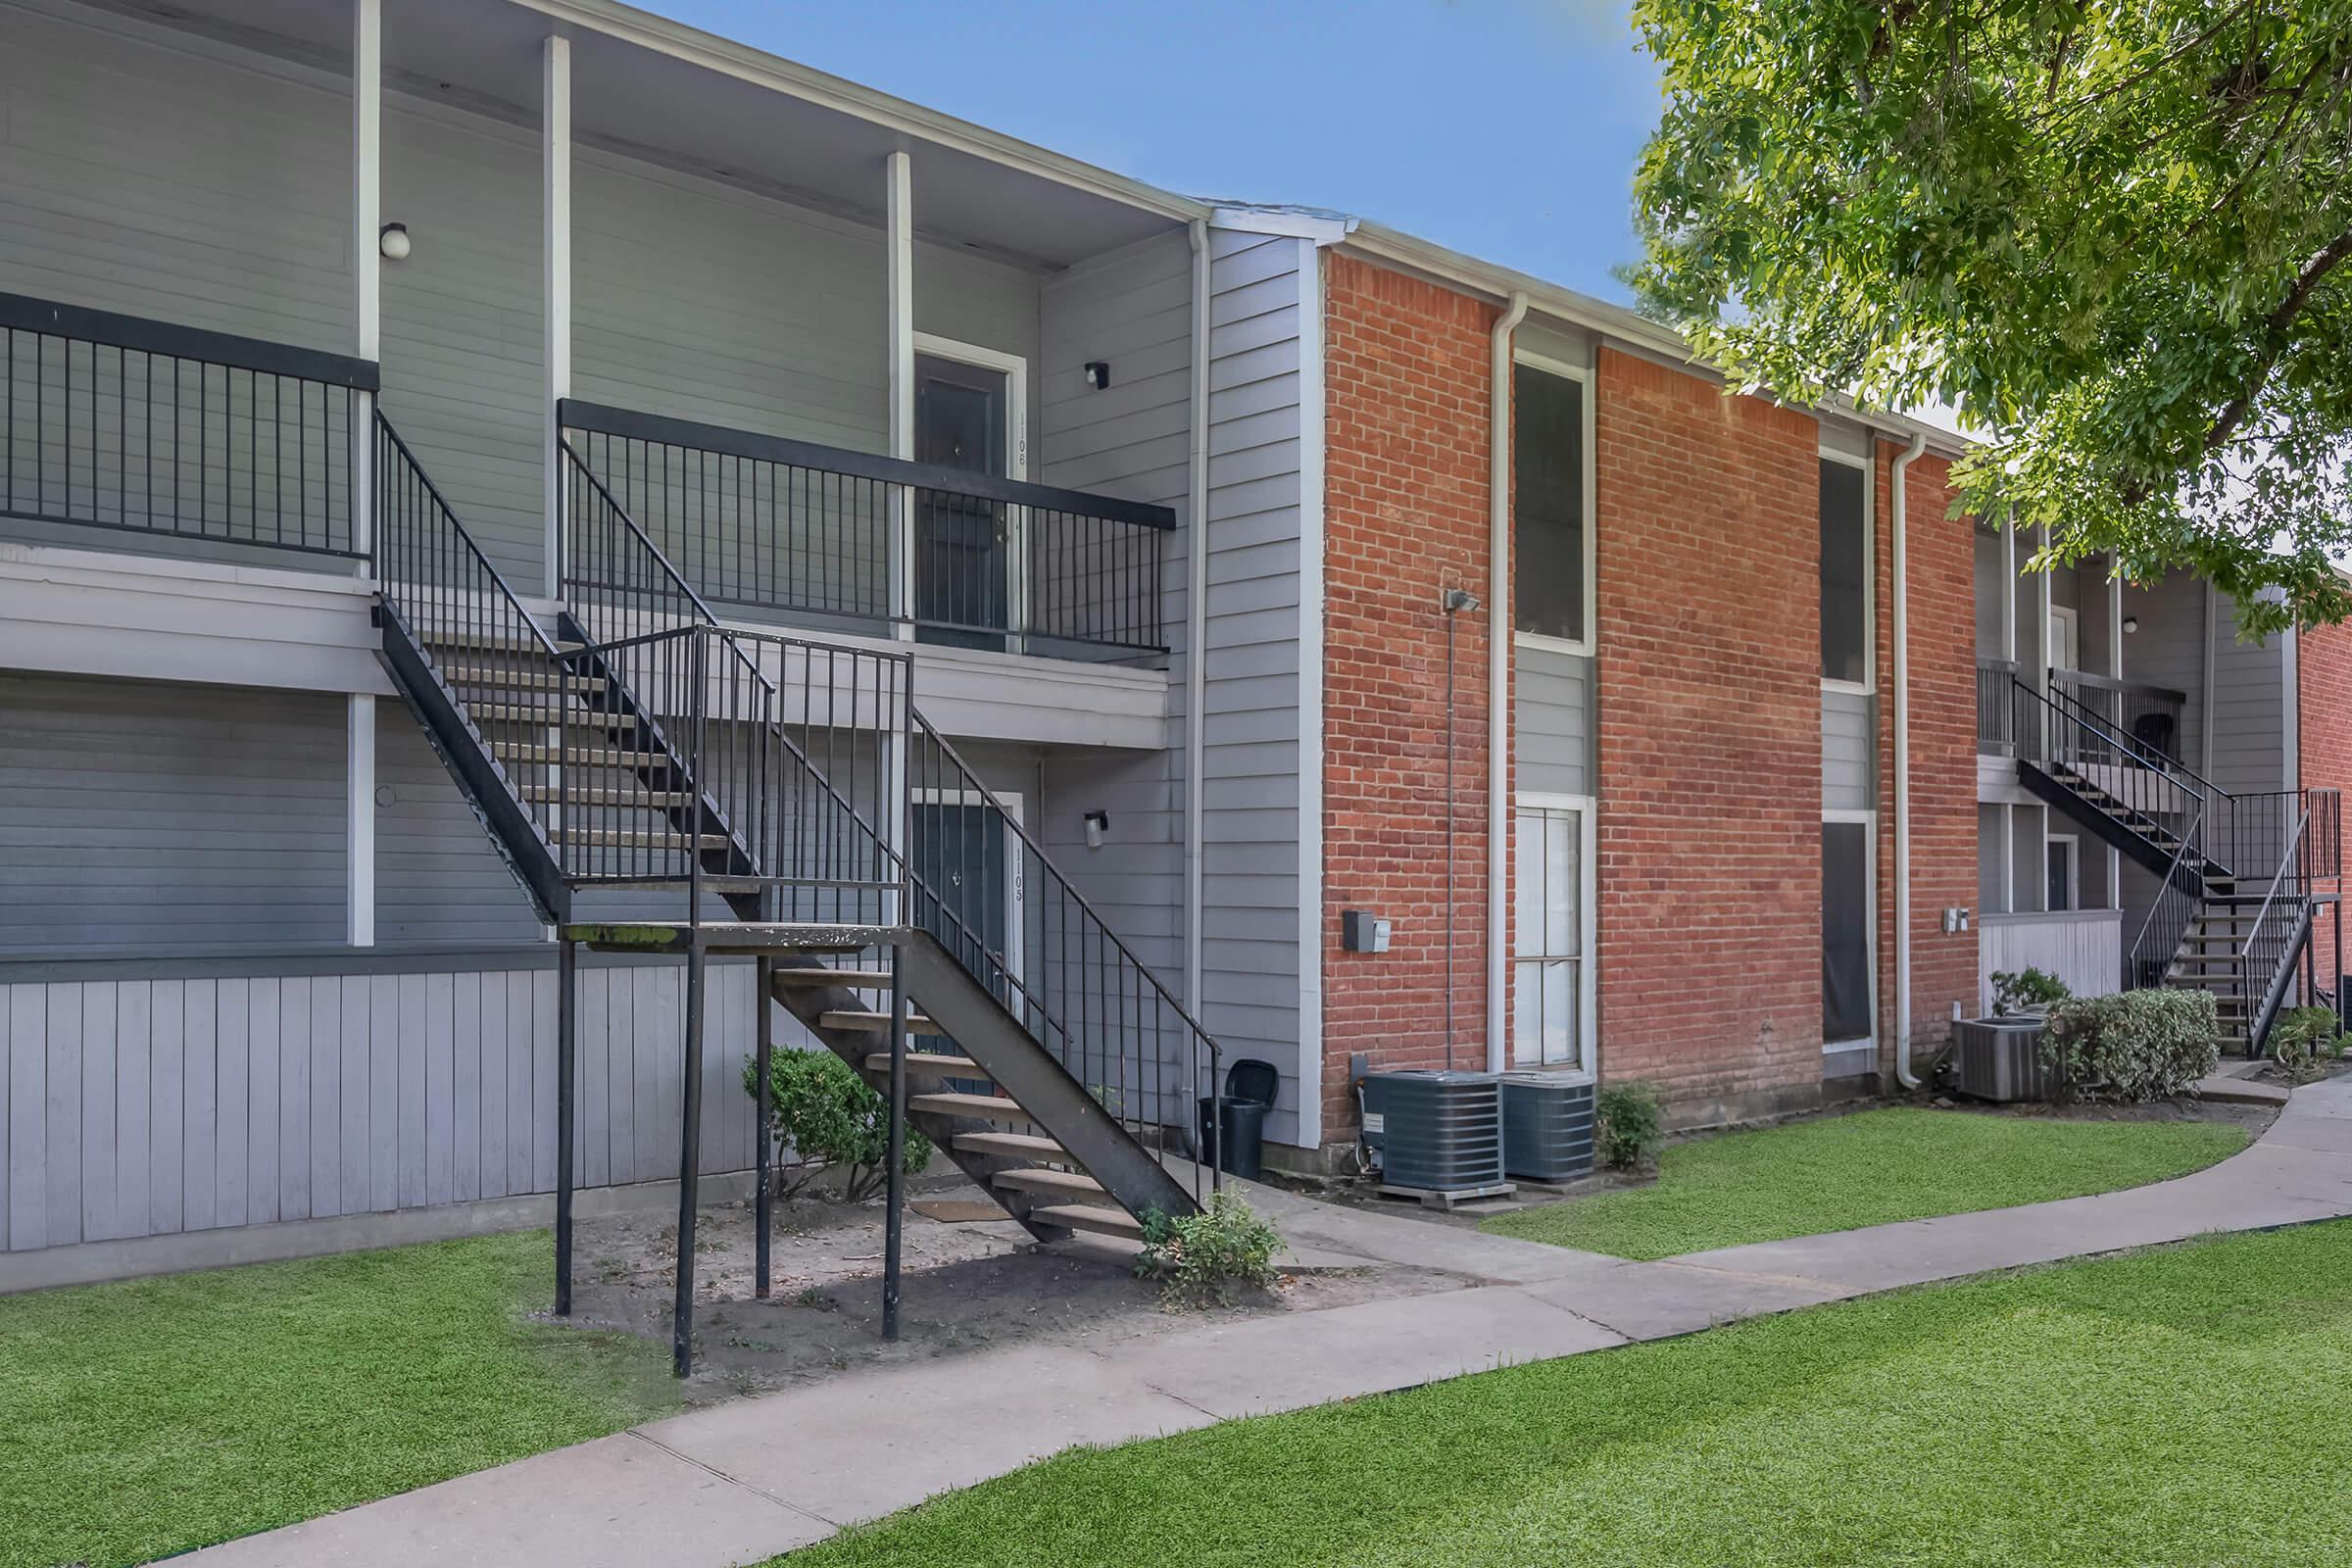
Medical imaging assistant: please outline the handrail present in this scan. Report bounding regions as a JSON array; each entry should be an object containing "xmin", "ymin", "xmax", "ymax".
[
  {"xmin": 0, "ymin": 292, "xmax": 380, "ymax": 391},
  {"xmin": 2132, "ymin": 798, "xmax": 2204, "ymax": 956},
  {"xmin": 913, "ymin": 710, "xmax": 1224, "ymax": 1051},
  {"xmin": 2047, "ymin": 666, "xmax": 2188, "ymax": 705},
  {"xmin": 2240, "ymin": 808, "xmax": 2311, "ymax": 965},
  {"xmin": 374, "ymin": 412, "xmax": 567, "ymax": 662},
  {"xmin": 557, "ymin": 433, "xmax": 730, "ymax": 631},
  {"xmin": 561, "ymin": 398, "xmax": 1178, "ymax": 530},
  {"xmin": 2032, "ymin": 676, "xmax": 2221, "ymax": 800}
]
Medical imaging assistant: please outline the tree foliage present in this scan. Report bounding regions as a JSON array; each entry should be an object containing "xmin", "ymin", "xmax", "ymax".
[{"xmin": 1630, "ymin": 0, "xmax": 2352, "ymax": 634}]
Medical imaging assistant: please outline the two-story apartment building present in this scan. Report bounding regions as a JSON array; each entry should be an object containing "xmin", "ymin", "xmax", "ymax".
[{"xmin": 12, "ymin": 0, "xmax": 2319, "ymax": 1291}]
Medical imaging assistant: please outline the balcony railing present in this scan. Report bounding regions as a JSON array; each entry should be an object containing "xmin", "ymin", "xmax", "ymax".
[
  {"xmin": 559, "ymin": 400, "xmax": 1174, "ymax": 661},
  {"xmin": 1977, "ymin": 661, "xmax": 2188, "ymax": 763},
  {"xmin": 1976, "ymin": 657, "xmax": 2021, "ymax": 755},
  {"xmin": 0, "ymin": 293, "xmax": 373, "ymax": 559}
]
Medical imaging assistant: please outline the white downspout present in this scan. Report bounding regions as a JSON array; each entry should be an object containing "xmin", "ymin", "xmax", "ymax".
[
  {"xmin": 1486, "ymin": 291, "xmax": 1531, "ymax": 1072},
  {"xmin": 1184, "ymin": 220, "xmax": 1212, "ymax": 1012},
  {"xmin": 1891, "ymin": 430, "xmax": 1927, "ymax": 1089}
]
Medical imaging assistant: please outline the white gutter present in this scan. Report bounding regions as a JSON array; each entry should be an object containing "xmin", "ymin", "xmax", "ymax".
[
  {"xmin": 1184, "ymin": 219, "xmax": 1212, "ymax": 1011},
  {"xmin": 1891, "ymin": 430, "xmax": 1927, "ymax": 1089},
  {"xmin": 1486, "ymin": 290, "xmax": 1531, "ymax": 1072}
]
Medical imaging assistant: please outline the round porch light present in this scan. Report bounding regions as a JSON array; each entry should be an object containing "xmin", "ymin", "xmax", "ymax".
[{"xmin": 379, "ymin": 222, "xmax": 412, "ymax": 262}]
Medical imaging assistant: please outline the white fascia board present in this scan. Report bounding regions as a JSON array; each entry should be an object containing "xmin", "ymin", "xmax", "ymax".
[
  {"xmin": 1209, "ymin": 206, "xmax": 1358, "ymax": 246},
  {"xmin": 502, "ymin": 0, "xmax": 1210, "ymax": 224}
]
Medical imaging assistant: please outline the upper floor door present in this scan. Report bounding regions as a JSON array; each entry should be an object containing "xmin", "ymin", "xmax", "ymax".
[{"xmin": 913, "ymin": 347, "xmax": 1015, "ymax": 652}]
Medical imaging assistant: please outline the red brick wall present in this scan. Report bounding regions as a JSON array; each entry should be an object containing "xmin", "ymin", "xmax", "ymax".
[
  {"xmin": 1592, "ymin": 347, "xmax": 1826, "ymax": 1127},
  {"xmin": 2298, "ymin": 620, "xmax": 2352, "ymax": 995},
  {"xmin": 1878, "ymin": 447, "xmax": 1980, "ymax": 1070},
  {"xmin": 1317, "ymin": 253, "xmax": 1502, "ymax": 1138}
]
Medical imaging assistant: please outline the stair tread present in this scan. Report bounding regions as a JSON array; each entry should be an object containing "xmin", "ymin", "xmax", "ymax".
[
  {"xmin": 520, "ymin": 785, "xmax": 691, "ymax": 808},
  {"xmin": 908, "ymin": 1092, "xmax": 1034, "ymax": 1123},
  {"xmin": 822, "ymin": 1009, "xmax": 947, "ymax": 1036},
  {"xmin": 862, "ymin": 1052, "xmax": 985, "ymax": 1075},
  {"xmin": 550, "ymin": 827, "xmax": 730, "ymax": 851},
  {"xmin": 470, "ymin": 704, "xmax": 638, "ymax": 729},
  {"xmin": 993, "ymin": 1166, "xmax": 1108, "ymax": 1200},
  {"xmin": 490, "ymin": 741, "xmax": 668, "ymax": 768},
  {"xmin": 440, "ymin": 664, "xmax": 603, "ymax": 692},
  {"xmin": 421, "ymin": 628, "xmax": 585, "ymax": 655},
  {"xmin": 1025, "ymin": 1203, "xmax": 1143, "ymax": 1239},
  {"xmin": 564, "ymin": 920, "xmax": 892, "ymax": 953},
  {"xmin": 773, "ymin": 968, "xmax": 895, "ymax": 988},
  {"xmin": 955, "ymin": 1131, "xmax": 1071, "ymax": 1161}
]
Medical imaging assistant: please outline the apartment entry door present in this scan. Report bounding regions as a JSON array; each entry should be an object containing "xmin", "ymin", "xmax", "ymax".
[
  {"xmin": 909, "ymin": 790, "xmax": 1026, "ymax": 1039},
  {"xmin": 913, "ymin": 346, "xmax": 1019, "ymax": 652}
]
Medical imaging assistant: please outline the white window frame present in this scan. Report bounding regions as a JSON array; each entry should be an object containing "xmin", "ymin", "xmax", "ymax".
[
  {"xmin": 1512, "ymin": 791, "xmax": 1598, "ymax": 1073},
  {"xmin": 1819, "ymin": 445, "xmax": 1876, "ymax": 696},
  {"xmin": 1821, "ymin": 807, "xmax": 1879, "ymax": 1054},
  {"xmin": 2045, "ymin": 831, "xmax": 2080, "ymax": 913},
  {"xmin": 1510, "ymin": 348, "xmax": 1597, "ymax": 660},
  {"xmin": 911, "ymin": 333, "xmax": 1031, "ymax": 652}
]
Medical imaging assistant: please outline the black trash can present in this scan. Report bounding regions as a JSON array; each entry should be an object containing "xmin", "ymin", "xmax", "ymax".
[{"xmin": 1198, "ymin": 1058, "xmax": 1279, "ymax": 1178}]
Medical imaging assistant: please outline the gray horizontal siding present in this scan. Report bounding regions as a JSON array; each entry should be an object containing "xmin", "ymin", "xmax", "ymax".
[
  {"xmin": 1822, "ymin": 687, "xmax": 1876, "ymax": 811},
  {"xmin": 1515, "ymin": 643, "xmax": 1591, "ymax": 798},
  {"xmin": 2, "ymin": 961, "xmax": 767, "ymax": 1254},
  {"xmin": 1199, "ymin": 228, "xmax": 1307, "ymax": 1144},
  {"xmin": 0, "ymin": 673, "xmax": 347, "ymax": 953}
]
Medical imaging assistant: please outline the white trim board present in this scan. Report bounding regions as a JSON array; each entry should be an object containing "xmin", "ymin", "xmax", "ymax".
[{"xmin": 1296, "ymin": 234, "xmax": 1328, "ymax": 1152}]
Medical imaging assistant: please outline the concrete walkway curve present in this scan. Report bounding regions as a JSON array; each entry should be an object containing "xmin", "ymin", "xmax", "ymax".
[{"xmin": 190, "ymin": 1078, "xmax": 2352, "ymax": 1567}]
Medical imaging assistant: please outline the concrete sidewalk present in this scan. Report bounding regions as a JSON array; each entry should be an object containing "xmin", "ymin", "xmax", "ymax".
[{"xmin": 190, "ymin": 1078, "xmax": 2352, "ymax": 1567}]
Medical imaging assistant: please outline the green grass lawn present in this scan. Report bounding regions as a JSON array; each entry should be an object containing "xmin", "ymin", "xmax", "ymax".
[
  {"xmin": 1480, "ymin": 1105, "xmax": 2250, "ymax": 1259},
  {"xmin": 0, "ymin": 1231, "xmax": 678, "ymax": 1568},
  {"xmin": 786, "ymin": 1219, "xmax": 2352, "ymax": 1568}
]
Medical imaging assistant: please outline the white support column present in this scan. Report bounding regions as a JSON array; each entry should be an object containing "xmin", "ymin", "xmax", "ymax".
[
  {"xmin": 885, "ymin": 151, "xmax": 915, "ymax": 640},
  {"xmin": 2108, "ymin": 564, "xmax": 2125, "ymax": 909},
  {"xmin": 348, "ymin": 694, "xmax": 377, "ymax": 947},
  {"xmin": 1999, "ymin": 514, "xmax": 2017, "ymax": 663},
  {"xmin": 542, "ymin": 34, "xmax": 572, "ymax": 601},
  {"xmin": 2034, "ymin": 525, "xmax": 2054, "ymax": 700},
  {"xmin": 351, "ymin": 0, "xmax": 380, "ymax": 565}
]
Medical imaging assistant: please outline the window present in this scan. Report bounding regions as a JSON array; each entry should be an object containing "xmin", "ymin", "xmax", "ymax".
[
  {"xmin": 2045, "ymin": 835, "xmax": 2079, "ymax": 912},
  {"xmin": 1514, "ymin": 804, "xmax": 1589, "ymax": 1068},
  {"xmin": 1514, "ymin": 362, "xmax": 1586, "ymax": 645},
  {"xmin": 1820, "ymin": 458, "xmax": 1869, "ymax": 685},
  {"xmin": 1823, "ymin": 818, "xmax": 1874, "ymax": 1046}
]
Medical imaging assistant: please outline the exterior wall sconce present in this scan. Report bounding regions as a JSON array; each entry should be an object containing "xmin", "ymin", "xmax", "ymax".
[
  {"xmin": 2122, "ymin": 614, "xmax": 2139, "ymax": 634},
  {"xmin": 1083, "ymin": 361, "xmax": 1110, "ymax": 390},
  {"xmin": 1083, "ymin": 808, "xmax": 1109, "ymax": 849},
  {"xmin": 378, "ymin": 222, "xmax": 412, "ymax": 261}
]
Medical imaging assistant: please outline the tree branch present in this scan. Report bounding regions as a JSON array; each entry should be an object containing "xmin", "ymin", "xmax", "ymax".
[{"xmin": 2206, "ymin": 227, "xmax": 2352, "ymax": 455}]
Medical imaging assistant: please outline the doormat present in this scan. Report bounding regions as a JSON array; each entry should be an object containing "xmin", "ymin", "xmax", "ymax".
[{"xmin": 910, "ymin": 1199, "xmax": 1006, "ymax": 1223}]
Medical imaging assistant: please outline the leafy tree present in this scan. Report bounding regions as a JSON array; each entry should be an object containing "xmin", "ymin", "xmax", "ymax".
[{"xmin": 1629, "ymin": 0, "xmax": 2352, "ymax": 635}]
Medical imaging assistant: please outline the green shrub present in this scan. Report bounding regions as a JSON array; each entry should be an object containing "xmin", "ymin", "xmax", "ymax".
[
  {"xmin": 2041, "ymin": 989, "xmax": 2220, "ymax": 1102},
  {"xmin": 1137, "ymin": 1192, "xmax": 1282, "ymax": 1306},
  {"xmin": 1990, "ymin": 966, "xmax": 2071, "ymax": 1016},
  {"xmin": 1596, "ymin": 1081, "xmax": 1666, "ymax": 1171},
  {"xmin": 2270, "ymin": 1004, "xmax": 2349, "ymax": 1085},
  {"xmin": 741, "ymin": 1048, "xmax": 932, "ymax": 1201}
]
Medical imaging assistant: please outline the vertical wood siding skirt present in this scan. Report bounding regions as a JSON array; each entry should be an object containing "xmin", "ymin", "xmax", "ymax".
[{"xmin": 0, "ymin": 964, "xmax": 766, "ymax": 1253}]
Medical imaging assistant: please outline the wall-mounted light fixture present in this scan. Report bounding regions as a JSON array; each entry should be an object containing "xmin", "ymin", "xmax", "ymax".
[
  {"xmin": 2122, "ymin": 614, "xmax": 2140, "ymax": 634},
  {"xmin": 378, "ymin": 222, "xmax": 412, "ymax": 262},
  {"xmin": 1083, "ymin": 361, "xmax": 1111, "ymax": 390},
  {"xmin": 1083, "ymin": 808, "xmax": 1110, "ymax": 849}
]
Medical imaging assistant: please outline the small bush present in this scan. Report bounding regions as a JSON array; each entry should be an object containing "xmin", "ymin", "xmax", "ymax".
[
  {"xmin": 741, "ymin": 1048, "xmax": 932, "ymax": 1201},
  {"xmin": 2041, "ymin": 989, "xmax": 2220, "ymax": 1102},
  {"xmin": 1596, "ymin": 1081, "xmax": 1666, "ymax": 1171},
  {"xmin": 1991, "ymin": 966, "xmax": 2071, "ymax": 1016},
  {"xmin": 2270, "ymin": 1005, "xmax": 2349, "ymax": 1085},
  {"xmin": 1136, "ymin": 1192, "xmax": 1282, "ymax": 1306}
]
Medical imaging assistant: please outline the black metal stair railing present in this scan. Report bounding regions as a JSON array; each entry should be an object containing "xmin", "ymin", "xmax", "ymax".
[
  {"xmin": 2128, "ymin": 799, "xmax": 2208, "ymax": 990},
  {"xmin": 559, "ymin": 398, "xmax": 1176, "ymax": 660},
  {"xmin": 1, "ymin": 292, "xmax": 373, "ymax": 557},
  {"xmin": 559, "ymin": 437, "xmax": 1222, "ymax": 1198}
]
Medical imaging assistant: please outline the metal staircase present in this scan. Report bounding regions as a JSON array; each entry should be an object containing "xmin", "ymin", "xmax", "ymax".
[
  {"xmin": 370, "ymin": 413, "xmax": 1219, "ymax": 1374},
  {"xmin": 2004, "ymin": 673, "xmax": 2339, "ymax": 1054}
]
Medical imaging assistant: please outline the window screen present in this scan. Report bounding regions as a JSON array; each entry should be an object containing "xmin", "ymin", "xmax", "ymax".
[
  {"xmin": 1823, "ymin": 820, "xmax": 1873, "ymax": 1045},
  {"xmin": 1514, "ymin": 806, "xmax": 1585, "ymax": 1068},
  {"xmin": 1514, "ymin": 365, "xmax": 1586, "ymax": 644},
  {"xmin": 1820, "ymin": 459, "xmax": 1868, "ymax": 684}
]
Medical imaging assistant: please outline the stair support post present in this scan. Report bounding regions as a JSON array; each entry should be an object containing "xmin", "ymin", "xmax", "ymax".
[
  {"xmin": 672, "ymin": 939, "xmax": 707, "ymax": 1378},
  {"xmin": 555, "ymin": 934, "xmax": 576, "ymax": 1315},
  {"xmin": 754, "ymin": 950, "xmax": 774, "ymax": 1298},
  {"xmin": 883, "ymin": 941, "xmax": 908, "ymax": 1343}
]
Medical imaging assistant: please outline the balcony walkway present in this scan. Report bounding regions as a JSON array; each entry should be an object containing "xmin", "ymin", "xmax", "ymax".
[{"xmin": 189, "ymin": 1077, "xmax": 2352, "ymax": 1567}]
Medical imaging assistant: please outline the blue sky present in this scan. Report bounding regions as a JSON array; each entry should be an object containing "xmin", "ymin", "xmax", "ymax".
[{"xmin": 648, "ymin": 0, "xmax": 1662, "ymax": 302}]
